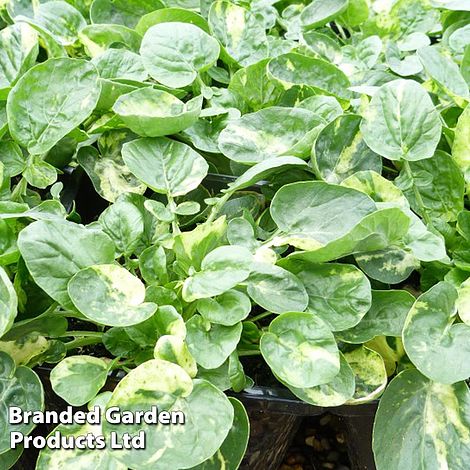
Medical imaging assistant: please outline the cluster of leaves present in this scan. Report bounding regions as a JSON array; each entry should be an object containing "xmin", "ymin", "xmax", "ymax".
[{"xmin": 0, "ymin": 0, "xmax": 470, "ymax": 468}]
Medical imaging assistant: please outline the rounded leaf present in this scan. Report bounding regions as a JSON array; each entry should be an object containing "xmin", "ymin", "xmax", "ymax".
[
  {"xmin": 196, "ymin": 290, "xmax": 251, "ymax": 326},
  {"xmin": 103, "ymin": 359, "xmax": 233, "ymax": 470},
  {"xmin": 182, "ymin": 245, "xmax": 252, "ymax": 302},
  {"xmin": 246, "ymin": 263, "xmax": 308, "ymax": 314},
  {"xmin": 140, "ymin": 22, "xmax": 220, "ymax": 88},
  {"xmin": 7, "ymin": 58, "xmax": 100, "ymax": 154},
  {"xmin": 282, "ymin": 261, "xmax": 371, "ymax": 331},
  {"xmin": 270, "ymin": 181, "xmax": 376, "ymax": 250},
  {"xmin": 122, "ymin": 137, "xmax": 208, "ymax": 196},
  {"xmin": 313, "ymin": 114, "xmax": 382, "ymax": 183},
  {"xmin": 190, "ymin": 397, "xmax": 249, "ymax": 470},
  {"xmin": 208, "ymin": 1, "xmax": 268, "ymax": 67},
  {"xmin": 68, "ymin": 264, "xmax": 157, "ymax": 327},
  {"xmin": 17, "ymin": 220, "xmax": 115, "ymax": 309},
  {"xmin": 50, "ymin": 355, "xmax": 109, "ymax": 406},
  {"xmin": 373, "ymin": 369, "xmax": 470, "ymax": 470},
  {"xmin": 344, "ymin": 346, "xmax": 387, "ymax": 404},
  {"xmin": 340, "ymin": 290, "xmax": 415, "ymax": 343},
  {"xmin": 300, "ymin": 0, "xmax": 348, "ymax": 30},
  {"xmin": 0, "ymin": 267, "xmax": 17, "ymax": 338},
  {"xmin": 268, "ymin": 53, "xmax": 351, "ymax": 101},
  {"xmin": 287, "ymin": 353, "xmax": 355, "ymax": 406},
  {"xmin": 360, "ymin": 79, "xmax": 442, "ymax": 161},
  {"xmin": 403, "ymin": 281, "xmax": 470, "ymax": 384},
  {"xmin": 186, "ymin": 315, "xmax": 243, "ymax": 369},
  {"xmin": 113, "ymin": 88, "xmax": 202, "ymax": 137},
  {"xmin": 260, "ymin": 312, "xmax": 340, "ymax": 388},
  {"xmin": 0, "ymin": 352, "xmax": 44, "ymax": 454},
  {"xmin": 218, "ymin": 106, "xmax": 323, "ymax": 164}
]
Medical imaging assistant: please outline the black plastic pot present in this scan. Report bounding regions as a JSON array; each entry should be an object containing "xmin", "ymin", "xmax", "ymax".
[{"xmin": 231, "ymin": 386, "xmax": 378, "ymax": 470}]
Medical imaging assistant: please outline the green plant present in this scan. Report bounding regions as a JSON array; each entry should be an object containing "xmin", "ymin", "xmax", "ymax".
[{"xmin": 0, "ymin": 0, "xmax": 470, "ymax": 468}]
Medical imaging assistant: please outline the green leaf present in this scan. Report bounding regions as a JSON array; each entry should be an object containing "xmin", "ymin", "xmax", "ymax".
[
  {"xmin": 227, "ymin": 156, "xmax": 310, "ymax": 192},
  {"xmin": 297, "ymin": 95, "xmax": 343, "ymax": 123},
  {"xmin": 136, "ymin": 8, "xmax": 210, "ymax": 36},
  {"xmin": 182, "ymin": 245, "xmax": 252, "ymax": 302},
  {"xmin": 0, "ymin": 267, "xmax": 17, "ymax": 338},
  {"xmin": 98, "ymin": 199, "xmax": 144, "ymax": 255},
  {"xmin": 246, "ymin": 263, "xmax": 308, "ymax": 314},
  {"xmin": 114, "ymin": 88, "xmax": 202, "ymax": 137},
  {"xmin": 68, "ymin": 264, "xmax": 157, "ymax": 327},
  {"xmin": 7, "ymin": 58, "xmax": 100, "ymax": 155},
  {"xmin": 90, "ymin": 0, "xmax": 164, "ymax": 28},
  {"xmin": 340, "ymin": 290, "xmax": 415, "ymax": 343},
  {"xmin": 284, "ymin": 207, "xmax": 410, "ymax": 264},
  {"xmin": 79, "ymin": 24, "xmax": 142, "ymax": 57},
  {"xmin": 260, "ymin": 311, "xmax": 340, "ymax": 388},
  {"xmin": 281, "ymin": 261, "xmax": 371, "ymax": 331},
  {"xmin": 77, "ymin": 145, "xmax": 146, "ymax": 203},
  {"xmin": 23, "ymin": 156, "xmax": 57, "ymax": 189},
  {"xmin": 140, "ymin": 22, "xmax": 220, "ymax": 88},
  {"xmin": 17, "ymin": 220, "xmax": 115, "ymax": 309},
  {"xmin": 313, "ymin": 114, "xmax": 382, "ymax": 183},
  {"xmin": 218, "ymin": 106, "xmax": 323, "ymax": 164},
  {"xmin": 270, "ymin": 181, "xmax": 376, "ymax": 250},
  {"xmin": 396, "ymin": 150, "xmax": 464, "ymax": 222},
  {"xmin": 385, "ymin": 42, "xmax": 423, "ymax": 77},
  {"xmin": 300, "ymin": 0, "xmax": 348, "ymax": 30},
  {"xmin": 196, "ymin": 289, "xmax": 251, "ymax": 326},
  {"xmin": 0, "ymin": 447, "xmax": 22, "ymax": 470},
  {"xmin": 50, "ymin": 355, "xmax": 109, "ymax": 406},
  {"xmin": 286, "ymin": 353, "xmax": 355, "ymax": 406},
  {"xmin": 360, "ymin": 79, "xmax": 442, "ymax": 161},
  {"xmin": 139, "ymin": 245, "xmax": 168, "ymax": 285},
  {"xmin": 208, "ymin": 1, "xmax": 268, "ymax": 67},
  {"xmin": 0, "ymin": 352, "xmax": 44, "ymax": 454},
  {"xmin": 190, "ymin": 397, "xmax": 249, "ymax": 470},
  {"xmin": 37, "ymin": 418, "xmax": 126, "ymax": 470},
  {"xmin": 186, "ymin": 314, "xmax": 242, "ymax": 369},
  {"xmin": 0, "ymin": 23, "xmax": 38, "ymax": 93},
  {"xmin": 418, "ymin": 45, "xmax": 470, "ymax": 102},
  {"xmin": 373, "ymin": 369, "xmax": 470, "ymax": 470},
  {"xmin": 403, "ymin": 281, "xmax": 470, "ymax": 384},
  {"xmin": 268, "ymin": 53, "xmax": 351, "ymax": 101},
  {"xmin": 103, "ymin": 360, "xmax": 233, "ymax": 470},
  {"xmin": 26, "ymin": 0, "xmax": 86, "ymax": 46},
  {"xmin": 452, "ymin": 104, "xmax": 470, "ymax": 184},
  {"xmin": 174, "ymin": 217, "xmax": 227, "ymax": 272},
  {"xmin": 154, "ymin": 335, "xmax": 197, "ymax": 377},
  {"xmin": 344, "ymin": 345, "xmax": 387, "ymax": 403},
  {"xmin": 122, "ymin": 137, "xmax": 208, "ymax": 196},
  {"xmin": 342, "ymin": 170, "xmax": 409, "ymax": 208},
  {"xmin": 92, "ymin": 49, "xmax": 147, "ymax": 81},
  {"xmin": 356, "ymin": 246, "xmax": 419, "ymax": 284},
  {"xmin": 228, "ymin": 58, "xmax": 285, "ymax": 111}
]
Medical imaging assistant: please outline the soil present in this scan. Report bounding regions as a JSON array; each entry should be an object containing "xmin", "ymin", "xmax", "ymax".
[{"xmin": 281, "ymin": 414, "xmax": 351, "ymax": 470}]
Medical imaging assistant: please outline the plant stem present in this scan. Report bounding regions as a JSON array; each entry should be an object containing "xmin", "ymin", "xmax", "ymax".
[
  {"xmin": 248, "ymin": 311, "xmax": 273, "ymax": 322},
  {"xmin": 65, "ymin": 337, "xmax": 102, "ymax": 351},
  {"xmin": 65, "ymin": 331, "xmax": 104, "ymax": 338},
  {"xmin": 403, "ymin": 161, "xmax": 433, "ymax": 226},
  {"xmin": 167, "ymin": 194, "xmax": 181, "ymax": 235},
  {"xmin": 11, "ymin": 177, "xmax": 27, "ymax": 202},
  {"xmin": 206, "ymin": 192, "xmax": 232, "ymax": 224},
  {"xmin": 54, "ymin": 310, "xmax": 87, "ymax": 319},
  {"xmin": 238, "ymin": 349, "xmax": 261, "ymax": 357},
  {"xmin": 335, "ymin": 23, "xmax": 348, "ymax": 41}
]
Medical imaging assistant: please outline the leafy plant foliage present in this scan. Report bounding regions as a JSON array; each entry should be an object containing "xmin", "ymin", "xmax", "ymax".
[{"xmin": 0, "ymin": 0, "xmax": 469, "ymax": 469}]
